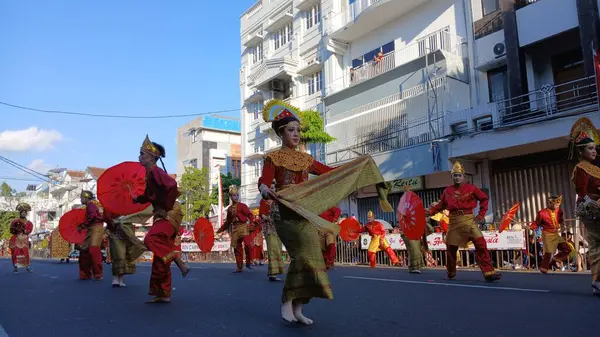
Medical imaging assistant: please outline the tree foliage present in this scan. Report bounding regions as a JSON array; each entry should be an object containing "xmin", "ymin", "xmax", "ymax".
[
  {"xmin": 0, "ymin": 211, "xmax": 18, "ymax": 241},
  {"xmin": 0, "ymin": 182, "xmax": 15, "ymax": 197},
  {"xmin": 211, "ymin": 173, "xmax": 241, "ymax": 205},
  {"xmin": 179, "ymin": 166, "xmax": 212, "ymax": 222},
  {"xmin": 299, "ymin": 109, "xmax": 336, "ymax": 145}
]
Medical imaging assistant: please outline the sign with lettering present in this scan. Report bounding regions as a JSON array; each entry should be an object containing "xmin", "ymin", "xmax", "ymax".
[{"xmin": 388, "ymin": 177, "xmax": 423, "ymax": 193}]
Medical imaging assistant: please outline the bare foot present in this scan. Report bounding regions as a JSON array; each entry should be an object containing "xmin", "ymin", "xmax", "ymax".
[
  {"xmin": 281, "ymin": 301, "xmax": 297, "ymax": 323},
  {"xmin": 118, "ymin": 275, "xmax": 126, "ymax": 287},
  {"xmin": 292, "ymin": 302, "xmax": 313, "ymax": 325},
  {"xmin": 181, "ymin": 266, "xmax": 190, "ymax": 278},
  {"xmin": 146, "ymin": 297, "xmax": 170, "ymax": 304}
]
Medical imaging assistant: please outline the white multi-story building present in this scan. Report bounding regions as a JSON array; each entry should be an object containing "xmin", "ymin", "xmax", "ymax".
[
  {"xmin": 240, "ymin": 0, "xmax": 329, "ymax": 208},
  {"xmin": 240, "ymin": 0, "xmax": 600, "ymax": 227}
]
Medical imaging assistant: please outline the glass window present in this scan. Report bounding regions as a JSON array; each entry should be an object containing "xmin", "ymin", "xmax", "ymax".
[
  {"xmin": 274, "ymin": 23, "xmax": 293, "ymax": 50},
  {"xmin": 305, "ymin": 3, "xmax": 321, "ymax": 30},
  {"xmin": 487, "ymin": 66, "xmax": 508, "ymax": 103},
  {"xmin": 482, "ymin": 0, "xmax": 499, "ymax": 16},
  {"xmin": 307, "ymin": 70, "xmax": 323, "ymax": 95}
]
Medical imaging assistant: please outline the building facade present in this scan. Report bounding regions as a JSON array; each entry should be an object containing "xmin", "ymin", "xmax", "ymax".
[
  {"xmin": 239, "ymin": 0, "xmax": 600, "ymax": 227},
  {"xmin": 240, "ymin": 0, "xmax": 330, "ymax": 207},
  {"xmin": 176, "ymin": 115, "xmax": 242, "ymax": 190}
]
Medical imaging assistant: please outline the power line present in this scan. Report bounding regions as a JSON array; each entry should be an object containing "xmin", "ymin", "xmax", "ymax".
[
  {"xmin": 0, "ymin": 176, "xmax": 47, "ymax": 182},
  {"xmin": 0, "ymin": 101, "xmax": 241, "ymax": 119}
]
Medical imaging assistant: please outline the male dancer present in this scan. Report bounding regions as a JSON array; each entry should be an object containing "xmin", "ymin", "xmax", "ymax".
[
  {"xmin": 427, "ymin": 161, "xmax": 501, "ymax": 282},
  {"xmin": 9, "ymin": 203, "xmax": 33, "ymax": 273},
  {"xmin": 217, "ymin": 185, "xmax": 254, "ymax": 272},
  {"xmin": 360, "ymin": 210, "xmax": 400, "ymax": 268},
  {"xmin": 319, "ymin": 207, "xmax": 341, "ymax": 269},
  {"xmin": 78, "ymin": 191, "xmax": 105, "ymax": 280},
  {"xmin": 135, "ymin": 135, "xmax": 181, "ymax": 303},
  {"xmin": 530, "ymin": 194, "xmax": 572, "ymax": 273}
]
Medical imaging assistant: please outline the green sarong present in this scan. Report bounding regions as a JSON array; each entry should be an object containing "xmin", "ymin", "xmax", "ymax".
[{"xmin": 109, "ymin": 223, "xmax": 146, "ymax": 276}]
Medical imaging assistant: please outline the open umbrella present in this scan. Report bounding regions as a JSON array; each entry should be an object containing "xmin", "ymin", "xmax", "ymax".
[
  {"xmin": 59, "ymin": 209, "xmax": 87, "ymax": 245},
  {"xmin": 193, "ymin": 218, "xmax": 215, "ymax": 253},
  {"xmin": 339, "ymin": 217, "xmax": 361, "ymax": 242},
  {"xmin": 498, "ymin": 202, "xmax": 520, "ymax": 233},
  {"xmin": 397, "ymin": 190, "xmax": 426, "ymax": 240},
  {"xmin": 375, "ymin": 219, "xmax": 393, "ymax": 230},
  {"xmin": 97, "ymin": 161, "xmax": 149, "ymax": 216}
]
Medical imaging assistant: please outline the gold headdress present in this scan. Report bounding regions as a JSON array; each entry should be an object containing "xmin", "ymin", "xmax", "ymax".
[
  {"xmin": 141, "ymin": 135, "xmax": 163, "ymax": 158},
  {"xmin": 548, "ymin": 194, "xmax": 563, "ymax": 205},
  {"xmin": 228, "ymin": 185, "xmax": 239, "ymax": 195},
  {"xmin": 81, "ymin": 190, "xmax": 95, "ymax": 199},
  {"xmin": 451, "ymin": 161, "xmax": 465, "ymax": 175},
  {"xmin": 16, "ymin": 202, "xmax": 31, "ymax": 213},
  {"xmin": 367, "ymin": 210, "xmax": 374, "ymax": 218},
  {"xmin": 569, "ymin": 117, "xmax": 599, "ymax": 159},
  {"xmin": 261, "ymin": 100, "xmax": 301, "ymax": 136}
]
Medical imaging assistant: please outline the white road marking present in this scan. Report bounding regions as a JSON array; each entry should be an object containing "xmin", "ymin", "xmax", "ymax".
[
  {"xmin": 0, "ymin": 324, "xmax": 9, "ymax": 337},
  {"xmin": 344, "ymin": 276, "xmax": 550, "ymax": 293}
]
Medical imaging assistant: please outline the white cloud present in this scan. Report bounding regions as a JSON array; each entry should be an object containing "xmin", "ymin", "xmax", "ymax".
[
  {"xmin": 27, "ymin": 159, "xmax": 54, "ymax": 174},
  {"xmin": 0, "ymin": 127, "xmax": 63, "ymax": 152}
]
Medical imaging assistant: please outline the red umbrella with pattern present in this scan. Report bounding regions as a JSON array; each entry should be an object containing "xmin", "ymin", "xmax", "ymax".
[
  {"xmin": 97, "ymin": 161, "xmax": 149, "ymax": 216},
  {"xmin": 339, "ymin": 217, "xmax": 362, "ymax": 242},
  {"xmin": 193, "ymin": 218, "xmax": 215, "ymax": 253},
  {"xmin": 59, "ymin": 209, "xmax": 87, "ymax": 245},
  {"xmin": 397, "ymin": 190, "xmax": 426, "ymax": 240}
]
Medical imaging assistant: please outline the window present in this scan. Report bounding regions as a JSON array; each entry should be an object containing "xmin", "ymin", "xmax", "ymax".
[
  {"xmin": 482, "ymin": 0, "xmax": 499, "ymax": 16},
  {"xmin": 273, "ymin": 23, "xmax": 293, "ymax": 50},
  {"xmin": 231, "ymin": 159, "xmax": 241, "ymax": 179},
  {"xmin": 307, "ymin": 70, "xmax": 323, "ymax": 95},
  {"xmin": 247, "ymin": 100, "xmax": 264, "ymax": 121},
  {"xmin": 183, "ymin": 159, "xmax": 198, "ymax": 169},
  {"xmin": 191, "ymin": 130, "xmax": 197, "ymax": 143},
  {"xmin": 305, "ymin": 4, "xmax": 321, "ymax": 30},
  {"xmin": 250, "ymin": 43, "xmax": 263, "ymax": 64}
]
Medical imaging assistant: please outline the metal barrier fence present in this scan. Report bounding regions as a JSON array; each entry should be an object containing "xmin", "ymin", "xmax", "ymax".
[{"xmin": 25, "ymin": 218, "xmax": 590, "ymax": 273}]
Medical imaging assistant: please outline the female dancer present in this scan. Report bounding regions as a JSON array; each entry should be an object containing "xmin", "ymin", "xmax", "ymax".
[
  {"xmin": 569, "ymin": 117, "xmax": 600, "ymax": 296},
  {"xmin": 258, "ymin": 101, "xmax": 392, "ymax": 324}
]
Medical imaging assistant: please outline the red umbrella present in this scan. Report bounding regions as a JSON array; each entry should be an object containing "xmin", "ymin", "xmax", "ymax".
[
  {"xmin": 397, "ymin": 190, "xmax": 426, "ymax": 240},
  {"xmin": 339, "ymin": 218, "xmax": 361, "ymax": 242},
  {"xmin": 499, "ymin": 203, "xmax": 520, "ymax": 233},
  {"xmin": 193, "ymin": 218, "xmax": 215, "ymax": 253},
  {"xmin": 97, "ymin": 161, "xmax": 149, "ymax": 216},
  {"xmin": 59, "ymin": 209, "xmax": 87, "ymax": 245}
]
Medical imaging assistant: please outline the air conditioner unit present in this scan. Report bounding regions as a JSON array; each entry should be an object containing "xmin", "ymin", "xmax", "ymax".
[{"xmin": 493, "ymin": 42, "xmax": 506, "ymax": 58}]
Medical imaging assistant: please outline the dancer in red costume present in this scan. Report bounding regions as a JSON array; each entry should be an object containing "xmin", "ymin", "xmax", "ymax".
[
  {"xmin": 530, "ymin": 195, "xmax": 572, "ymax": 274},
  {"xmin": 427, "ymin": 161, "xmax": 501, "ymax": 282},
  {"xmin": 217, "ymin": 185, "xmax": 254, "ymax": 272},
  {"xmin": 319, "ymin": 207, "xmax": 341, "ymax": 269},
  {"xmin": 135, "ymin": 135, "xmax": 184, "ymax": 303},
  {"xmin": 9, "ymin": 203, "xmax": 34, "ymax": 273},
  {"xmin": 360, "ymin": 210, "xmax": 400, "ymax": 268},
  {"xmin": 78, "ymin": 191, "xmax": 105, "ymax": 281}
]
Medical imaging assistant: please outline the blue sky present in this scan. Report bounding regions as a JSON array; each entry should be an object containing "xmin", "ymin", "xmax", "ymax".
[{"xmin": 0, "ymin": 0, "xmax": 255, "ymax": 191}]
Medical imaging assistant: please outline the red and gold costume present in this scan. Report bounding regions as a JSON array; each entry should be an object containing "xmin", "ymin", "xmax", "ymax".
[
  {"xmin": 174, "ymin": 226, "xmax": 185, "ymax": 257},
  {"xmin": 218, "ymin": 185, "xmax": 254, "ymax": 272},
  {"xmin": 78, "ymin": 194, "xmax": 105, "ymax": 280},
  {"xmin": 319, "ymin": 207, "xmax": 341, "ymax": 269},
  {"xmin": 9, "ymin": 203, "xmax": 33, "ymax": 272},
  {"xmin": 428, "ymin": 161, "xmax": 499, "ymax": 281},
  {"xmin": 137, "ymin": 135, "xmax": 180, "ymax": 300},
  {"xmin": 531, "ymin": 195, "xmax": 571, "ymax": 273},
  {"xmin": 359, "ymin": 211, "xmax": 400, "ymax": 268},
  {"xmin": 249, "ymin": 219, "xmax": 265, "ymax": 264},
  {"xmin": 259, "ymin": 199, "xmax": 285, "ymax": 279},
  {"xmin": 568, "ymin": 118, "xmax": 600, "ymax": 295}
]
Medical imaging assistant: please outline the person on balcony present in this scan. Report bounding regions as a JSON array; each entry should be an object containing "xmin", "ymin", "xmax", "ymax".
[
  {"xmin": 529, "ymin": 195, "xmax": 572, "ymax": 274},
  {"xmin": 9, "ymin": 203, "xmax": 34, "ymax": 273},
  {"xmin": 359, "ymin": 210, "xmax": 400, "ymax": 268},
  {"xmin": 426, "ymin": 161, "xmax": 501, "ymax": 282},
  {"xmin": 569, "ymin": 117, "xmax": 600, "ymax": 296}
]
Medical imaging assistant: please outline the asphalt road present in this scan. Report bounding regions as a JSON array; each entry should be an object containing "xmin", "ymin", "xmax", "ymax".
[{"xmin": 0, "ymin": 258, "xmax": 596, "ymax": 337}]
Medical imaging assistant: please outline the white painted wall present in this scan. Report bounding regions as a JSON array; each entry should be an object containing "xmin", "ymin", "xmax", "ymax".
[{"xmin": 516, "ymin": 0, "xmax": 578, "ymax": 47}]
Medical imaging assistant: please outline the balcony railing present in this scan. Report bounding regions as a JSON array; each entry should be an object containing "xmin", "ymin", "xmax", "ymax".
[
  {"xmin": 517, "ymin": 0, "xmax": 541, "ymax": 8},
  {"xmin": 450, "ymin": 76, "xmax": 598, "ymax": 135},
  {"xmin": 325, "ymin": 77, "xmax": 448, "ymax": 164},
  {"xmin": 474, "ymin": 11, "xmax": 504, "ymax": 40},
  {"xmin": 326, "ymin": 30, "xmax": 463, "ymax": 96}
]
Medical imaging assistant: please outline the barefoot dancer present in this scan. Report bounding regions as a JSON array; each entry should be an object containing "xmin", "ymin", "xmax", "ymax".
[
  {"xmin": 9, "ymin": 203, "xmax": 34, "ymax": 273},
  {"xmin": 258, "ymin": 101, "xmax": 393, "ymax": 325},
  {"xmin": 78, "ymin": 192, "xmax": 105, "ymax": 281}
]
